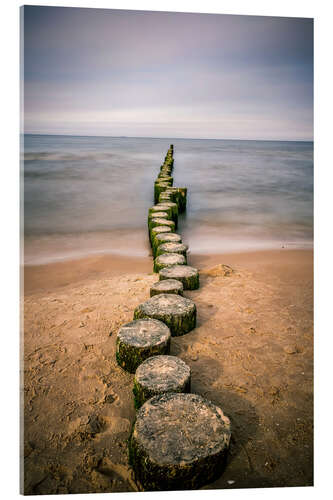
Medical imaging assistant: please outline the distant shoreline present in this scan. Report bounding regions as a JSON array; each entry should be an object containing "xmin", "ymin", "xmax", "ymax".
[{"xmin": 22, "ymin": 133, "xmax": 314, "ymax": 143}]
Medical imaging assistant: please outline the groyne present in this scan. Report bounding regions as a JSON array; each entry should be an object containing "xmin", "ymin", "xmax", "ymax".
[{"xmin": 115, "ymin": 145, "xmax": 231, "ymax": 491}]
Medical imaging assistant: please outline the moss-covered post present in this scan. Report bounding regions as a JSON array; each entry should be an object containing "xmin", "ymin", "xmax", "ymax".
[
  {"xmin": 128, "ymin": 393, "xmax": 231, "ymax": 490},
  {"xmin": 156, "ymin": 201, "xmax": 178, "ymax": 227},
  {"xmin": 133, "ymin": 355, "xmax": 191, "ymax": 409},
  {"xmin": 157, "ymin": 174, "xmax": 173, "ymax": 184},
  {"xmin": 133, "ymin": 294, "xmax": 196, "ymax": 336},
  {"xmin": 152, "ymin": 232, "xmax": 182, "ymax": 257},
  {"xmin": 150, "ymin": 226, "xmax": 173, "ymax": 250},
  {"xmin": 149, "ymin": 218, "xmax": 175, "ymax": 234},
  {"xmin": 159, "ymin": 192, "xmax": 172, "ymax": 204},
  {"xmin": 153, "ymin": 252, "xmax": 186, "ymax": 273},
  {"xmin": 116, "ymin": 318, "xmax": 171, "ymax": 373},
  {"xmin": 159, "ymin": 265, "xmax": 199, "ymax": 290},
  {"xmin": 150, "ymin": 279, "xmax": 184, "ymax": 297},
  {"xmin": 149, "ymin": 205, "xmax": 173, "ymax": 220},
  {"xmin": 156, "ymin": 242, "xmax": 188, "ymax": 262},
  {"xmin": 175, "ymin": 187, "xmax": 187, "ymax": 212},
  {"xmin": 154, "ymin": 182, "xmax": 171, "ymax": 204},
  {"xmin": 163, "ymin": 187, "xmax": 187, "ymax": 213},
  {"xmin": 148, "ymin": 212, "xmax": 170, "ymax": 225}
]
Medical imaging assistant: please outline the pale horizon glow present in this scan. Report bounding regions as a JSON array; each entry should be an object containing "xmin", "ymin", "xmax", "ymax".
[{"xmin": 23, "ymin": 6, "xmax": 313, "ymax": 141}]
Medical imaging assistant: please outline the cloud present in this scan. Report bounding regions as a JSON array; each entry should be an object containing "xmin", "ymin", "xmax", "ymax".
[{"xmin": 23, "ymin": 6, "xmax": 313, "ymax": 140}]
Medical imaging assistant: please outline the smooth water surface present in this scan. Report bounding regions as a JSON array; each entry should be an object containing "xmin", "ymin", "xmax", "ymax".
[{"xmin": 23, "ymin": 135, "xmax": 313, "ymax": 264}]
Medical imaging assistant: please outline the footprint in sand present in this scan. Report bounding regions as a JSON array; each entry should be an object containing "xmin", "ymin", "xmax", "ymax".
[
  {"xmin": 104, "ymin": 392, "xmax": 118, "ymax": 405},
  {"xmin": 67, "ymin": 414, "xmax": 110, "ymax": 444}
]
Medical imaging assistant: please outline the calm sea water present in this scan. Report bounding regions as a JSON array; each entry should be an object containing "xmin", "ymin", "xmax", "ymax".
[{"xmin": 22, "ymin": 134, "xmax": 313, "ymax": 265}]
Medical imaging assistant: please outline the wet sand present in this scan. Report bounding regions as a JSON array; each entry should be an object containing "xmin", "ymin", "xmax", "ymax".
[{"xmin": 23, "ymin": 249, "xmax": 313, "ymax": 494}]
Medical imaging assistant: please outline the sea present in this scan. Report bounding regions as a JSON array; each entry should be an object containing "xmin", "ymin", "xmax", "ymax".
[{"xmin": 22, "ymin": 134, "xmax": 313, "ymax": 265}]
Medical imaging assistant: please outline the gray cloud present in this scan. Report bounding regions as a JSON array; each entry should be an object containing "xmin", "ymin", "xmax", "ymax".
[{"xmin": 23, "ymin": 6, "xmax": 313, "ymax": 140}]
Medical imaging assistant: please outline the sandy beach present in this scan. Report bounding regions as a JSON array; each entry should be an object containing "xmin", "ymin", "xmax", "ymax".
[
  {"xmin": 21, "ymin": 6, "xmax": 314, "ymax": 494},
  {"xmin": 22, "ymin": 248, "xmax": 313, "ymax": 494}
]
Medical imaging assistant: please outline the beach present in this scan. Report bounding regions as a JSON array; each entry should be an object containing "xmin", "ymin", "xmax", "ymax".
[
  {"xmin": 23, "ymin": 248, "xmax": 313, "ymax": 494},
  {"xmin": 22, "ymin": 135, "xmax": 313, "ymax": 492},
  {"xmin": 21, "ymin": 6, "xmax": 314, "ymax": 493}
]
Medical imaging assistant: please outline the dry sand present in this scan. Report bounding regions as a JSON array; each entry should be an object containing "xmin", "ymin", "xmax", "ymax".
[{"xmin": 22, "ymin": 249, "xmax": 313, "ymax": 494}]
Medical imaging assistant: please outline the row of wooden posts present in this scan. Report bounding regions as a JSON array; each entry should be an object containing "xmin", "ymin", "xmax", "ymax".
[{"xmin": 115, "ymin": 146, "xmax": 231, "ymax": 491}]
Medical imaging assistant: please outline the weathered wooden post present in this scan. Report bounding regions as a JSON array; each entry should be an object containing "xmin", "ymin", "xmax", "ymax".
[
  {"xmin": 159, "ymin": 265, "xmax": 200, "ymax": 290},
  {"xmin": 152, "ymin": 232, "xmax": 182, "ymax": 257},
  {"xmin": 134, "ymin": 294, "xmax": 196, "ymax": 336},
  {"xmin": 150, "ymin": 226, "xmax": 173, "ymax": 250},
  {"xmin": 153, "ymin": 252, "xmax": 186, "ymax": 273},
  {"xmin": 149, "ymin": 218, "xmax": 175, "ymax": 234},
  {"xmin": 148, "ymin": 205, "xmax": 173, "ymax": 220},
  {"xmin": 150, "ymin": 279, "xmax": 184, "ymax": 297},
  {"xmin": 156, "ymin": 201, "xmax": 178, "ymax": 227},
  {"xmin": 116, "ymin": 318, "xmax": 171, "ymax": 373},
  {"xmin": 156, "ymin": 242, "xmax": 188, "ymax": 261},
  {"xmin": 129, "ymin": 393, "xmax": 231, "ymax": 490},
  {"xmin": 133, "ymin": 355, "xmax": 191, "ymax": 409}
]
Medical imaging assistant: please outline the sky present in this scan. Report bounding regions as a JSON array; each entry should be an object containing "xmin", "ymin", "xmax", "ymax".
[{"xmin": 22, "ymin": 6, "xmax": 313, "ymax": 140}]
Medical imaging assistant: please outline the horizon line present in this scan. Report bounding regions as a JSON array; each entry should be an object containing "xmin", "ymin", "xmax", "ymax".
[{"xmin": 23, "ymin": 133, "xmax": 313, "ymax": 143}]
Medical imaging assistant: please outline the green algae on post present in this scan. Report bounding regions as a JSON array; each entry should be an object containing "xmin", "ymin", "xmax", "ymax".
[
  {"xmin": 149, "ymin": 205, "xmax": 173, "ymax": 220},
  {"xmin": 128, "ymin": 393, "xmax": 231, "ymax": 491},
  {"xmin": 154, "ymin": 182, "xmax": 171, "ymax": 204},
  {"xmin": 152, "ymin": 232, "xmax": 182, "ymax": 257},
  {"xmin": 133, "ymin": 293, "xmax": 196, "ymax": 337},
  {"xmin": 149, "ymin": 218, "xmax": 175, "ymax": 234},
  {"xmin": 163, "ymin": 188, "xmax": 179, "ymax": 206},
  {"xmin": 159, "ymin": 265, "xmax": 199, "ymax": 290},
  {"xmin": 149, "ymin": 220, "xmax": 175, "ymax": 248},
  {"xmin": 153, "ymin": 253, "xmax": 186, "ymax": 273},
  {"xmin": 133, "ymin": 355, "xmax": 191, "ymax": 409},
  {"xmin": 156, "ymin": 242, "xmax": 188, "ymax": 262},
  {"xmin": 160, "ymin": 166, "xmax": 172, "ymax": 176},
  {"xmin": 148, "ymin": 211, "xmax": 169, "ymax": 220},
  {"xmin": 150, "ymin": 278, "xmax": 184, "ymax": 297},
  {"xmin": 116, "ymin": 318, "xmax": 171, "ymax": 373},
  {"xmin": 157, "ymin": 174, "xmax": 173, "ymax": 184},
  {"xmin": 163, "ymin": 187, "xmax": 187, "ymax": 212},
  {"xmin": 156, "ymin": 201, "xmax": 178, "ymax": 227},
  {"xmin": 148, "ymin": 212, "xmax": 170, "ymax": 228},
  {"xmin": 150, "ymin": 226, "xmax": 172, "ymax": 251},
  {"xmin": 176, "ymin": 187, "xmax": 187, "ymax": 212},
  {"xmin": 148, "ymin": 215, "xmax": 172, "ymax": 237},
  {"xmin": 159, "ymin": 192, "xmax": 172, "ymax": 203}
]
